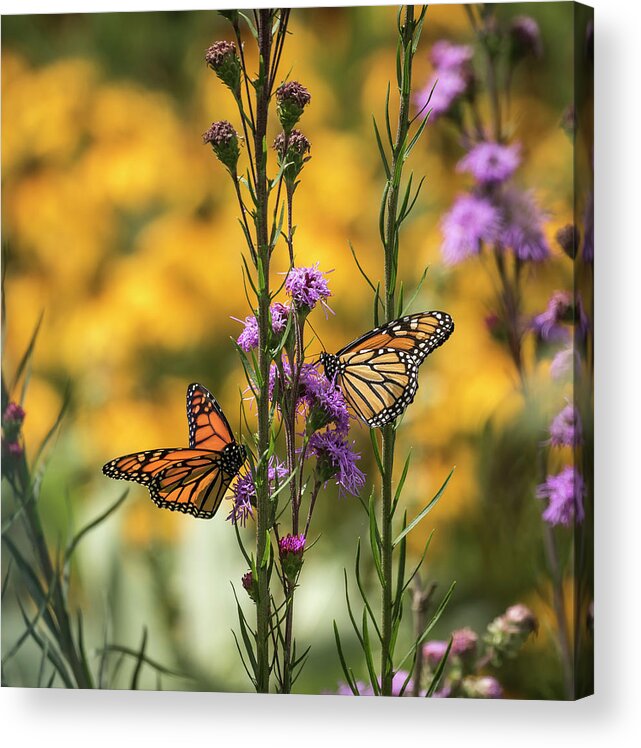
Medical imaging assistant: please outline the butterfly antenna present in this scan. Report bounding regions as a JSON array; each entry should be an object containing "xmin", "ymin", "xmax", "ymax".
[{"xmin": 303, "ymin": 317, "xmax": 327, "ymax": 365}]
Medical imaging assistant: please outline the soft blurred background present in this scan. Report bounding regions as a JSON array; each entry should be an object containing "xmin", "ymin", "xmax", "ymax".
[{"xmin": 2, "ymin": 3, "xmax": 581, "ymax": 696}]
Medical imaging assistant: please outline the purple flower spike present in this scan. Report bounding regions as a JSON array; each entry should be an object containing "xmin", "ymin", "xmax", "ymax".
[
  {"xmin": 309, "ymin": 429, "xmax": 366, "ymax": 497},
  {"xmin": 549, "ymin": 404, "xmax": 581, "ymax": 447},
  {"xmin": 457, "ymin": 141, "xmax": 521, "ymax": 185},
  {"xmin": 415, "ymin": 68, "xmax": 468, "ymax": 120},
  {"xmin": 235, "ymin": 302, "xmax": 290, "ymax": 352},
  {"xmin": 279, "ymin": 533, "xmax": 306, "ymax": 580},
  {"xmin": 463, "ymin": 675, "xmax": 504, "ymax": 699},
  {"xmin": 285, "ymin": 264, "xmax": 332, "ymax": 313},
  {"xmin": 440, "ymin": 194, "xmax": 501, "ymax": 264},
  {"xmin": 228, "ymin": 459, "xmax": 288, "ymax": 526},
  {"xmin": 536, "ymin": 466, "xmax": 586, "ymax": 526},
  {"xmin": 498, "ymin": 188, "xmax": 550, "ymax": 262},
  {"xmin": 532, "ymin": 291, "xmax": 572, "ymax": 343},
  {"xmin": 299, "ymin": 364, "xmax": 350, "ymax": 433},
  {"xmin": 550, "ymin": 346, "xmax": 575, "ymax": 380},
  {"xmin": 430, "ymin": 40, "xmax": 474, "ymax": 70},
  {"xmin": 423, "ymin": 640, "xmax": 449, "ymax": 668},
  {"xmin": 451, "ymin": 627, "xmax": 478, "ymax": 658}
]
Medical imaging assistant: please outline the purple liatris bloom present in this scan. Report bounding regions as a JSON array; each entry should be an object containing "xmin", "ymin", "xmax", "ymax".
[
  {"xmin": 285, "ymin": 264, "xmax": 332, "ymax": 313},
  {"xmin": 2, "ymin": 401, "xmax": 26, "ymax": 457},
  {"xmin": 457, "ymin": 141, "xmax": 521, "ymax": 185},
  {"xmin": 451, "ymin": 627, "xmax": 478, "ymax": 660},
  {"xmin": 228, "ymin": 459, "xmax": 288, "ymax": 525},
  {"xmin": 309, "ymin": 429, "xmax": 365, "ymax": 497},
  {"xmin": 532, "ymin": 291, "xmax": 572, "ymax": 343},
  {"xmin": 299, "ymin": 364, "xmax": 349, "ymax": 433},
  {"xmin": 423, "ymin": 640, "xmax": 449, "ymax": 668},
  {"xmin": 441, "ymin": 194, "xmax": 501, "ymax": 264},
  {"xmin": 235, "ymin": 302, "xmax": 290, "ymax": 352},
  {"xmin": 3, "ymin": 402, "xmax": 26, "ymax": 424},
  {"xmin": 550, "ymin": 346, "xmax": 575, "ymax": 380},
  {"xmin": 549, "ymin": 404, "xmax": 581, "ymax": 447},
  {"xmin": 279, "ymin": 533, "xmax": 306, "ymax": 580},
  {"xmin": 504, "ymin": 604, "xmax": 538, "ymax": 635},
  {"xmin": 497, "ymin": 188, "xmax": 550, "ymax": 262},
  {"xmin": 415, "ymin": 68, "xmax": 468, "ymax": 120},
  {"xmin": 430, "ymin": 40, "xmax": 474, "ymax": 70},
  {"xmin": 536, "ymin": 466, "xmax": 586, "ymax": 526}
]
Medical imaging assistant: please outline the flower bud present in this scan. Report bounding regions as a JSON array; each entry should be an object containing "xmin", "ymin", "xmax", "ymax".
[
  {"xmin": 241, "ymin": 571, "xmax": 258, "ymax": 603},
  {"xmin": 555, "ymin": 223, "xmax": 580, "ymax": 259},
  {"xmin": 203, "ymin": 120, "xmax": 240, "ymax": 175},
  {"xmin": 509, "ymin": 16, "xmax": 543, "ymax": 62},
  {"xmin": 273, "ymin": 130, "xmax": 311, "ymax": 188},
  {"xmin": 276, "ymin": 81, "xmax": 311, "ymax": 133},
  {"xmin": 278, "ymin": 534, "xmax": 305, "ymax": 582},
  {"xmin": 2, "ymin": 402, "xmax": 26, "ymax": 459},
  {"xmin": 423, "ymin": 640, "xmax": 449, "ymax": 669},
  {"xmin": 451, "ymin": 627, "xmax": 478, "ymax": 662},
  {"xmin": 484, "ymin": 603, "xmax": 538, "ymax": 665},
  {"xmin": 205, "ymin": 41, "xmax": 241, "ymax": 96}
]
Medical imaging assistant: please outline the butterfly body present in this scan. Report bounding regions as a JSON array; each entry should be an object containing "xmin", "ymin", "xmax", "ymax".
[
  {"xmin": 102, "ymin": 384, "xmax": 246, "ymax": 519},
  {"xmin": 321, "ymin": 311, "xmax": 454, "ymax": 428}
]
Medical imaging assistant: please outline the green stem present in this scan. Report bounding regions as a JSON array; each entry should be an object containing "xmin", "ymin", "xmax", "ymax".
[
  {"xmin": 379, "ymin": 4, "xmax": 415, "ymax": 697},
  {"xmin": 254, "ymin": 8, "xmax": 274, "ymax": 694}
]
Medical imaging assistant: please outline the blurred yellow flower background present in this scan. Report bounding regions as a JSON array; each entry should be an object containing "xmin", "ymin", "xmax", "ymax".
[{"xmin": 2, "ymin": 4, "xmax": 581, "ymax": 695}]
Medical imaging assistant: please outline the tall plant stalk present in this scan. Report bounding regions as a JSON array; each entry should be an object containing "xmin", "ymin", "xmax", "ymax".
[{"xmin": 379, "ymin": 5, "xmax": 416, "ymax": 695}]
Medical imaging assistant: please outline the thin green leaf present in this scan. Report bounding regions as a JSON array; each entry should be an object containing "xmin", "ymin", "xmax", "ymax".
[
  {"xmin": 372, "ymin": 115, "xmax": 391, "ymax": 179},
  {"xmin": 426, "ymin": 637, "xmax": 453, "ymax": 697},
  {"xmin": 401, "ymin": 263, "xmax": 430, "ymax": 316},
  {"xmin": 348, "ymin": 241, "xmax": 377, "ymax": 294},
  {"xmin": 10, "ymin": 310, "xmax": 44, "ymax": 395},
  {"xmin": 368, "ymin": 491, "xmax": 385, "ymax": 588},
  {"xmin": 391, "ymin": 450, "xmax": 412, "ymax": 517},
  {"xmin": 99, "ymin": 645, "xmax": 188, "ymax": 680},
  {"xmin": 333, "ymin": 621, "xmax": 359, "ymax": 694},
  {"xmin": 369, "ymin": 430, "xmax": 384, "ymax": 475},
  {"xmin": 130, "ymin": 627, "xmax": 148, "ymax": 690},
  {"xmin": 393, "ymin": 467, "xmax": 455, "ymax": 547},
  {"xmin": 354, "ymin": 540, "xmax": 382, "ymax": 642},
  {"xmin": 65, "ymin": 490, "xmax": 128, "ymax": 564},
  {"xmin": 362, "ymin": 611, "xmax": 381, "ymax": 695}
]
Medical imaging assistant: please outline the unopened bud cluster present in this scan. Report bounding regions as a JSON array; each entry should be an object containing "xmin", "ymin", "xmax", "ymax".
[
  {"xmin": 205, "ymin": 40, "xmax": 241, "ymax": 96},
  {"xmin": 203, "ymin": 120, "xmax": 240, "ymax": 174},
  {"xmin": 484, "ymin": 604, "xmax": 538, "ymax": 666}
]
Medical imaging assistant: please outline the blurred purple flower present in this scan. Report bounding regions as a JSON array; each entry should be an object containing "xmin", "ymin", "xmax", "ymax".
[
  {"xmin": 423, "ymin": 639, "xmax": 449, "ymax": 668},
  {"xmin": 3, "ymin": 440, "xmax": 23, "ymax": 457},
  {"xmin": 309, "ymin": 429, "xmax": 365, "ymax": 497},
  {"xmin": 430, "ymin": 40, "xmax": 474, "ymax": 70},
  {"xmin": 441, "ymin": 194, "xmax": 501, "ymax": 264},
  {"xmin": 549, "ymin": 404, "xmax": 581, "ymax": 447},
  {"xmin": 285, "ymin": 264, "xmax": 332, "ymax": 312},
  {"xmin": 228, "ymin": 459, "xmax": 288, "ymax": 525},
  {"xmin": 536, "ymin": 466, "xmax": 586, "ymax": 526},
  {"xmin": 335, "ymin": 681, "xmax": 368, "ymax": 695},
  {"xmin": 299, "ymin": 364, "xmax": 350, "ymax": 433},
  {"xmin": 3, "ymin": 402, "xmax": 26, "ymax": 424},
  {"xmin": 550, "ymin": 346, "xmax": 575, "ymax": 380},
  {"xmin": 498, "ymin": 188, "xmax": 550, "ymax": 262},
  {"xmin": 269, "ymin": 355, "xmax": 294, "ymax": 402},
  {"xmin": 451, "ymin": 627, "xmax": 478, "ymax": 658},
  {"xmin": 415, "ymin": 68, "xmax": 469, "ymax": 120},
  {"xmin": 457, "ymin": 141, "xmax": 521, "ymax": 185},
  {"xmin": 235, "ymin": 302, "xmax": 290, "ymax": 352},
  {"xmin": 532, "ymin": 291, "xmax": 572, "ymax": 343}
]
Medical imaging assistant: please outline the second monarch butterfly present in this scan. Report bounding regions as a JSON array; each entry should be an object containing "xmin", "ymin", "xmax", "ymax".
[
  {"xmin": 102, "ymin": 383, "xmax": 246, "ymax": 519},
  {"xmin": 319, "ymin": 311, "xmax": 454, "ymax": 428}
]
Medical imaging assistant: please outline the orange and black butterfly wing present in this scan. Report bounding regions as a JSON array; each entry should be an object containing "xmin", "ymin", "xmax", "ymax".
[
  {"xmin": 186, "ymin": 383, "xmax": 235, "ymax": 451},
  {"xmin": 334, "ymin": 312, "xmax": 454, "ymax": 428},
  {"xmin": 102, "ymin": 448, "xmax": 231, "ymax": 519}
]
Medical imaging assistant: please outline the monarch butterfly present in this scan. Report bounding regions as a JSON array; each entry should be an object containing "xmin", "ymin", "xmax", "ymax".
[
  {"xmin": 319, "ymin": 311, "xmax": 454, "ymax": 428},
  {"xmin": 102, "ymin": 383, "xmax": 246, "ymax": 519}
]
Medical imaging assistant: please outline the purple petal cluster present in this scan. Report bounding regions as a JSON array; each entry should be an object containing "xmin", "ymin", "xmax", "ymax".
[
  {"xmin": 550, "ymin": 346, "xmax": 575, "ymax": 380},
  {"xmin": 415, "ymin": 40, "xmax": 473, "ymax": 121},
  {"xmin": 536, "ymin": 466, "xmax": 585, "ymax": 526},
  {"xmin": 423, "ymin": 639, "xmax": 449, "ymax": 668},
  {"xmin": 299, "ymin": 364, "xmax": 350, "ymax": 433},
  {"xmin": 457, "ymin": 141, "xmax": 521, "ymax": 185},
  {"xmin": 285, "ymin": 264, "xmax": 332, "ymax": 312},
  {"xmin": 228, "ymin": 459, "xmax": 289, "ymax": 526},
  {"xmin": 497, "ymin": 188, "xmax": 550, "ymax": 262},
  {"xmin": 279, "ymin": 533, "xmax": 306, "ymax": 555},
  {"xmin": 236, "ymin": 302, "xmax": 290, "ymax": 352},
  {"xmin": 3, "ymin": 403, "xmax": 26, "ymax": 424},
  {"xmin": 510, "ymin": 16, "xmax": 543, "ymax": 59},
  {"xmin": 532, "ymin": 291, "xmax": 572, "ymax": 343},
  {"xmin": 451, "ymin": 627, "xmax": 478, "ymax": 658},
  {"xmin": 440, "ymin": 194, "xmax": 501, "ymax": 264},
  {"xmin": 549, "ymin": 404, "xmax": 581, "ymax": 447},
  {"xmin": 462, "ymin": 675, "xmax": 503, "ymax": 699},
  {"xmin": 269, "ymin": 355, "xmax": 294, "ymax": 402},
  {"xmin": 309, "ymin": 429, "xmax": 365, "ymax": 497}
]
